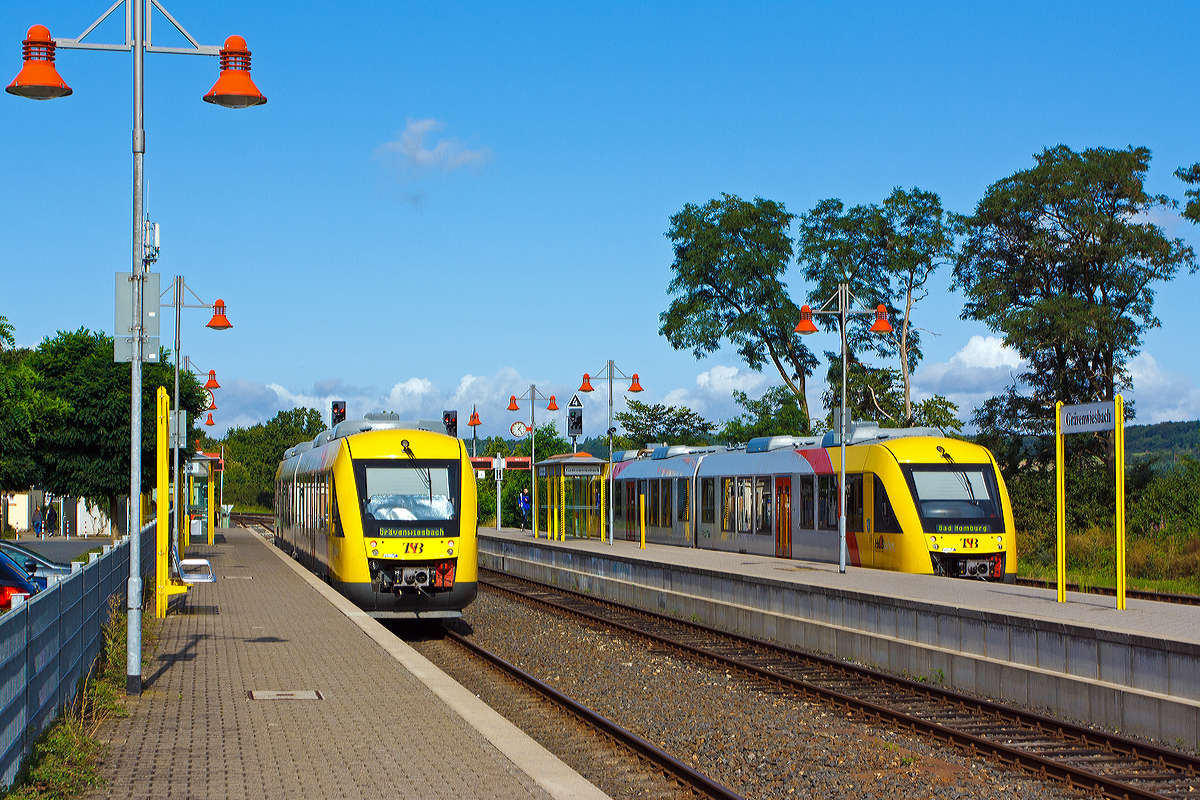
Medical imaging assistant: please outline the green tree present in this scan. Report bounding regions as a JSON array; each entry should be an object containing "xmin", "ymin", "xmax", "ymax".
[
  {"xmin": 719, "ymin": 385, "xmax": 809, "ymax": 443},
  {"xmin": 817, "ymin": 353, "xmax": 961, "ymax": 434},
  {"xmin": 1177, "ymin": 163, "xmax": 1200, "ymax": 224},
  {"xmin": 614, "ymin": 399, "xmax": 715, "ymax": 449},
  {"xmin": 953, "ymin": 145, "xmax": 1196, "ymax": 466},
  {"xmin": 0, "ymin": 347, "xmax": 70, "ymax": 531},
  {"xmin": 27, "ymin": 329, "xmax": 207, "ymax": 530},
  {"xmin": 220, "ymin": 408, "xmax": 324, "ymax": 510},
  {"xmin": 0, "ymin": 317, "xmax": 13, "ymax": 350},
  {"xmin": 660, "ymin": 194, "xmax": 817, "ymax": 421},
  {"xmin": 796, "ymin": 188, "xmax": 956, "ymax": 425}
]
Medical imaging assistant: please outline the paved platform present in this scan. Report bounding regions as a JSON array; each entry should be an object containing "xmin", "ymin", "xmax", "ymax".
[
  {"xmin": 88, "ymin": 527, "xmax": 608, "ymax": 800},
  {"xmin": 481, "ymin": 527, "xmax": 1200, "ymax": 749}
]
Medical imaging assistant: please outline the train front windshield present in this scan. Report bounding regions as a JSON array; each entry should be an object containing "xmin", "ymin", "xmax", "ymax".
[
  {"xmin": 902, "ymin": 464, "xmax": 1004, "ymax": 533},
  {"xmin": 357, "ymin": 461, "xmax": 459, "ymax": 530}
]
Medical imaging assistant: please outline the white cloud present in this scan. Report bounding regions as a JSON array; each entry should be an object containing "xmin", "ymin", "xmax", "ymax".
[
  {"xmin": 660, "ymin": 365, "xmax": 771, "ymax": 420},
  {"xmin": 912, "ymin": 335, "xmax": 1025, "ymax": 418},
  {"xmin": 1128, "ymin": 352, "xmax": 1200, "ymax": 423},
  {"xmin": 376, "ymin": 118, "xmax": 493, "ymax": 174}
]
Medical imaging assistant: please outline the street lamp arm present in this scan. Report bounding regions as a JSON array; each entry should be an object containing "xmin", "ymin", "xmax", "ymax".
[{"xmin": 55, "ymin": 0, "xmax": 221, "ymax": 56}]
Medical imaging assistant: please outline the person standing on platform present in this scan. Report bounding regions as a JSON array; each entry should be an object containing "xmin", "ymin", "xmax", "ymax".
[
  {"xmin": 32, "ymin": 505, "xmax": 42, "ymax": 537},
  {"xmin": 518, "ymin": 488, "xmax": 531, "ymax": 531}
]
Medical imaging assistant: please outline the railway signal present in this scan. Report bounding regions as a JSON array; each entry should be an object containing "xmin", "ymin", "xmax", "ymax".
[
  {"xmin": 332, "ymin": 400, "xmax": 346, "ymax": 426},
  {"xmin": 567, "ymin": 408, "xmax": 583, "ymax": 438},
  {"xmin": 443, "ymin": 410, "xmax": 458, "ymax": 438}
]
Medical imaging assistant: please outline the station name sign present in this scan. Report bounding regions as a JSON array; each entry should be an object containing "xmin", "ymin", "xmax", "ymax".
[{"xmin": 1060, "ymin": 401, "xmax": 1116, "ymax": 434}]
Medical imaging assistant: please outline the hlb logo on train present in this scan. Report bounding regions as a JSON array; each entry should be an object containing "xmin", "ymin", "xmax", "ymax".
[{"xmin": 403, "ymin": 542, "xmax": 425, "ymax": 554}]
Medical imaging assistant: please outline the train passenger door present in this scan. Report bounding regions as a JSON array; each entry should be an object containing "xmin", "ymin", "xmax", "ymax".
[
  {"xmin": 774, "ymin": 477, "xmax": 792, "ymax": 558},
  {"xmin": 624, "ymin": 481, "xmax": 635, "ymax": 541}
]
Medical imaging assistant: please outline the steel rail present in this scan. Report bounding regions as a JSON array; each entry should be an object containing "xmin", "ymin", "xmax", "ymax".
[
  {"xmin": 444, "ymin": 630, "xmax": 745, "ymax": 800},
  {"xmin": 1013, "ymin": 576, "xmax": 1200, "ymax": 606},
  {"xmin": 481, "ymin": 570, "xmax": 1194, "ymax": 800}
]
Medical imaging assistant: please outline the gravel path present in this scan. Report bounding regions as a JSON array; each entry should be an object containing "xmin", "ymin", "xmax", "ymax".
[{"xmin": 428, "ymin": 587, "xmax": 1089, "ymax": 800}]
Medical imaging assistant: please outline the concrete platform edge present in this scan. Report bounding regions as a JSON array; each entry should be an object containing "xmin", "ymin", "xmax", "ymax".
[{"xmin": 253, "ymin": 531, "xmax": 610, "ymax": 800}]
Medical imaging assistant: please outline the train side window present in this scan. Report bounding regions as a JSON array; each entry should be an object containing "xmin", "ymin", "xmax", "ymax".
[
  {"xmin": 818, "ymin": 476, "xmax": 839, "ymax": 531},
  {"xmin": 873, "ymin": 475, "xmax": 902, "ymax": 533},
  {"xmin": 754, "ymin": 477, "xmax": 771, "ymax": 534},
  {"xmin": 721, "ymin": 478, "xmax": 735, "ymax": 532},
  {"xmin": 737, "ymin": 477, "xmax": 753, "ymax": 534},
  {"xmin": 678, "ymin": 478, "xmax": 689, "ymax": 522},
  {"xmin": 800, "ymin": 476, "xmax": 815, "ymax": 529},
  {"xmin": 701, "ymin": 478, "xmax": 715, "ymax": 524},
  {"xmin": 649, "ymin": 480, "xmax": 660, "ymax": 526},
  {"xmin": 662, "ymin": 479, "xmax": 672, "ymax": 526},
  {"xmin": 847, "ymin": 474, "xmax": 864, "ymax": 531},
  {"xmin": 613, "ymin": 481, "xmax": 623, "ymax": 517}
]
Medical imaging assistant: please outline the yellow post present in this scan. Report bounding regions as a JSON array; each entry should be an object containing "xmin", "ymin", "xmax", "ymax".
[
  {"xmin": 1055, "ymin": 400, "xmax": 1066, "ymax": 603},
  {"xmin": 560, "ymin": 470, "xmax": 566, "ymax": 541},
  {"xmin": 600, "ymin": 476, "xmax": 606, "ymax": 542},
  {"xmin": 532, "ymin": 467, "xmax": 539, "ymax": 539},
  {"xmin": 207, "ymin": 466, "xmax": 215, "ymax": 546},
  {"xmin": 1115, "ymin": 394, "xmax": 1126, "ymax": 610},
  {"xmin": 155, "ymin": 388, "xmax": 170, "ymax": 619},
  {"xmin": 639, "ymin": 490, "xmax": 646, "ymax": 549}
]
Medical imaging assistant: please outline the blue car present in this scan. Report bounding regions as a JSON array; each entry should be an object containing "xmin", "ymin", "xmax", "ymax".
[{"xmin": 0, "ymin": 551, "xmax": 39, "ymax": 610}]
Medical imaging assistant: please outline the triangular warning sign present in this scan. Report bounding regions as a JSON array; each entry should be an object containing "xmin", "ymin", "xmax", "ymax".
[{"xmin": 568, "ymin": 394, "xmax": 583, "ymax": 408}]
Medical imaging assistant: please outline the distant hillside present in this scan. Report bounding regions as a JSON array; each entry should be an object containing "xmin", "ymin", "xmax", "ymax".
[{"xmin": 1125, "ymin": 419, "xmax": 1199, "ymax": 462}]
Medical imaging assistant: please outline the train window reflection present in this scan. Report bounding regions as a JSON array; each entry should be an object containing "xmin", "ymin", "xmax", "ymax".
[
  {"xmin": 799, "ymin": 476, "xmax": 814, "ymax": 529},
  {"xmin": 364, "ymin": 466, "xmax": 454, "ymax": 521},
  {"xmin": 908, "ymin": 467, "xmax": 999, "ymax": 521},
  {"xmin": 754, "ymin": 478, "xmax": 771, "ymax": 534},
  {"xmin": 818, "ymin": 476, "xmax": 839, "ymax": 531},
  {"xmin": 701, "ymin": 478, "xmax": 715, "ymax": 524},
  {"xmin": 722, "ymin": 478, "xmax": 735, "ymax": 532},
  {"xmin": 737, "ymin": 478, "xmax": 753, "ymax": 533}
]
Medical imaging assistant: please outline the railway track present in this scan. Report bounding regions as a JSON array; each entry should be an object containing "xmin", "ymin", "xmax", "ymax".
[
  {"xmin": 481, "ymin": 568, "xmax": 1200, "ymax": 800},
  {"xmin": 427, "ymin": 630, "xmax": 743, "ymax": 800}
]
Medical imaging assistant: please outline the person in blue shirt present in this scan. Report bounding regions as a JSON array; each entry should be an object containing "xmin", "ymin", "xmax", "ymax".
[{"xmin": 517, "ymin": 488, "xmax": 531, "ymax": 531}]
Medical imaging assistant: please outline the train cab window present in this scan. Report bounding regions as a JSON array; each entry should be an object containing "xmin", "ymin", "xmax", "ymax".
[
  {"xmin": 331, "ymin": 474, "xmax": 344, "ymax": 536},
  {"xmin": 721, "ymin": 478, "xmax": 735, "ymax": 533},
  {"xmin": 363, "ymin": 465, "xmax": 455, "ymax": 521},
  {"xmin": 903, "ymin": 465, "xmax": 1004, "ymax": 532},
  {"xmin": 818, "ymin": 476, "xmax": 839, "ymax": 531},
  {"xmin": 800, "ymin": 476, "xmax": 815, "ymax": 529},
  {"xmin": 873, "ymin": 476, "xmax": 902, "ymax": 533},
  {"xmin": 847, "ymin": 474, "xmax": 864, "ymax": 532},
  {"xmin": 662, "ymin": 480, "xmax": 672, "ymax": 526},
  {"xmin": 701, "ymin": 478, "xmax": 715, "ymax": 524},
  {"xmin": 677, "ymin": 478, "xmax": 690, "ymax": 522},
  {"xmin": 649, "ymin": 480, "xmax": 660, "ymax": 526},
  {"xmin": 737, "ymin": 478, "xmax": 753, "ymax": 534},
  {"xmin": 754, "ymin": 477, "xmax": 771, "ymax": 534}
]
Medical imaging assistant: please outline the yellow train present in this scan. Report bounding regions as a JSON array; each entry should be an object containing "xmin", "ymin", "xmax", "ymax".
[
  {"xmin": 274, "ymin": 414, "xmax": 478, "ymax": 617},
  {"xmin": 609, "ymin": 421, "xmax": 1016, "ymax": 581}
]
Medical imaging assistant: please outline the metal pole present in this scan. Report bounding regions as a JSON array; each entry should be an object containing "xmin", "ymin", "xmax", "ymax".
[
  {"xmin": 838, "ymin": 283, "xmax": 848, "ymax": 574},
  {"xmin": 530, "ymin": 384, "xmax": 536, "ymax": 534},
  {"xmin": 172, "ymin": 277, "xmax": 181, "ymax": 566},
  {"xmin": 126, "ymin": 0, "xmax": 146, "ymax": 697},
  {"xmin": 607, "ymin": 360, "xmax": 614, "ymax": 545}
]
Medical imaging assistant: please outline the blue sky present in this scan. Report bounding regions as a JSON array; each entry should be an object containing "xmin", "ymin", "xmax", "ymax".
[{"xmin": 3, "ymin": 1, "xmax": 1198, "ymax": 438}]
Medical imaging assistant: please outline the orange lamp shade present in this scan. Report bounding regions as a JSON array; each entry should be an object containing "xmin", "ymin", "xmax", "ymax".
[
  {"xmin": 795, "ymin": 304, "xmax": 818, "ymax": 335},
  {"xmin": 467, "ymin": 411, "xmax": 481, "ymax": 427},
  {"xmin": 579, "ymin": 374, "xmax": 594, "ymax": 393},
  {"xmin": 870, "ymin": 304, "xmax": 894, "ymax": 334},
  {"xmin": 629, "ymin": 374, "xmax": 643, "ymax": 393},
  {"xmin": 547, "ymin": 395, "xmax": 559, "ymax": 411},
  {"xmin": 204, "ymin": 370, "xmax": 220, "ymax": 390},
  {"xmin": 6, "ymin": 26, "xmax": 72, "ymax": 100},
  {"xmin": 203, "ymin": 36, "xmax": 267, "ymax": 109},
  {"xmin": 207, "ymin": 299, "xmax": 232, "ymax": 330},
  {"xmin": 209, "ymin": 397, "xmax": 218, "ymax": 411},
  {"xmin": 205, "ymin": 413, "xmax": 216, "ymax": 426},
  {"xmin": 507, "ymin": 395, "xmax": 520, "ymax": 411}
]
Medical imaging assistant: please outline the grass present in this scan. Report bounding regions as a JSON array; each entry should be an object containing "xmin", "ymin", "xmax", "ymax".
[
  {"xmin": 2, "ymin": 595, "xmax": 158, "ymax": 800},
  {"xmin": 1017, "ymin": 526, "xmax": 1200, "ymax": 596}
]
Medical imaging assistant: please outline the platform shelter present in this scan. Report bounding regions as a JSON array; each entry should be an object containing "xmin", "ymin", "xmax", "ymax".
[{"xmin": 535, "ymin": 452, "xmax": 608, "ymax": 541}]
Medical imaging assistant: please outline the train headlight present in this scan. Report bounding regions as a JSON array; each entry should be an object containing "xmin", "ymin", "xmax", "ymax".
[
  {"xmin": 370, "ymin": 540, "xmax": 377, "ymax": 548},
  {"xmin": 996, "ymin": 536, "xmax": 1004, "ymax": 549},
  {"xmin": 372, "ymin": 549, "xmax": 379, "ymax": 556},
  {"xmin": 929, "ymin": 536, "xmax": 937, "ymax": 546}
]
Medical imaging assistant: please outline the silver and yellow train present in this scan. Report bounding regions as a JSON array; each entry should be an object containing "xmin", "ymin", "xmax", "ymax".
[
  {"xmin": 274, "ymin": 413, "xmax": 478, "ymax": 617},
  {"xmin": 608, "ymin": 421, "xmax": 1016, "ymax": 581}
]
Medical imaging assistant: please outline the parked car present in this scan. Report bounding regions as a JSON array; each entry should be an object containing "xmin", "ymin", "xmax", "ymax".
[
  {"xmin": 0, "ymin": 551, "xmax": 39, "ymax": 610},
  {"xmin": 0, "ymin": 542, "xmax": 72, "ymax": 590}
]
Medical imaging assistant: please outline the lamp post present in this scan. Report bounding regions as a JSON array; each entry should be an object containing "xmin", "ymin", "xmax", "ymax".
[
  {"xmin": 506, "ymin": 387, "xmax": 559, "ymax": 535},
  {"xmin": 467, "ymin": 406, "xmax": 481, "ymax": 457},
  {"xmin": 164, "ymin": 279, "xmax": 230, "ymax": 572},
  {"xmin": 795, "ymin": 283, "xmax": 892, "ymax": 573},
  {"xmin": 7, "ymin": 2, "xmax": 266, "ymax": 697},
  {"xmin": 579, "ymin": 362, "xmax": 643, "ymax": 545}
]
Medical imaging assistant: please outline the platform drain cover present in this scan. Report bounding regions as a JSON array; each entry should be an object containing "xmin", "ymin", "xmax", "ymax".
[{"xmin": 247, "ymin": 690, "xmax": 323, "ymax": 701}]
